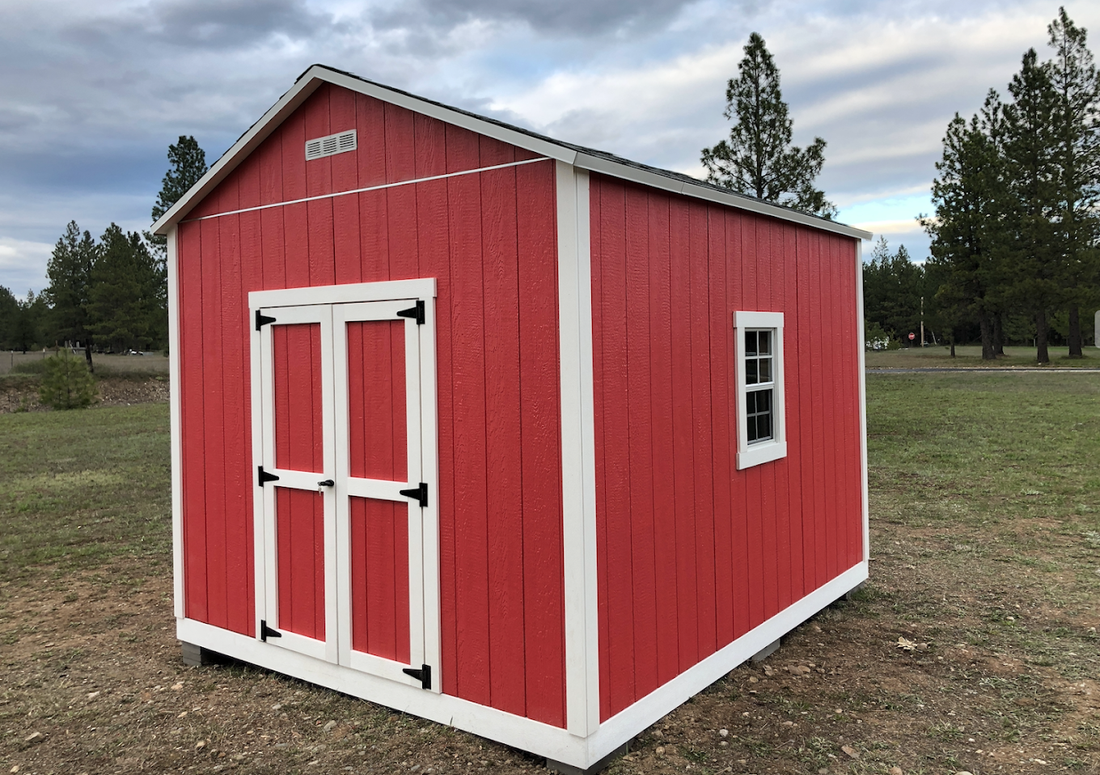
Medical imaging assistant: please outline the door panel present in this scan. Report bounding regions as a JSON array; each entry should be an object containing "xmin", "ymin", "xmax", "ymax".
[
  {"xmin": 347, "ymin": 320, "xmax": 407, "ymax": 482},
  {"xmin": 273, "ymin": 323, "xmax": 324, "ymax": 473},
  {"xmin": 350, "ymin": 496, "xmax": 410, "ymax": 663},
  {"xmin": 276, "ymin": 487, "xmax": 326, "ymax": 640}
]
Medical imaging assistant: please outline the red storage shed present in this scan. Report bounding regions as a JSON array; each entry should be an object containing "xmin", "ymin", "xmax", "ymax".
[{"xmin": 152, "ymin": 64, "xmax": 872, "ymax": 772}]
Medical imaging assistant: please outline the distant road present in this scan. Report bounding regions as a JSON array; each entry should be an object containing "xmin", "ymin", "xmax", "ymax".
[{"xmin": 868, "ymin": 367, "xmax": 1100, "ymax": 373}]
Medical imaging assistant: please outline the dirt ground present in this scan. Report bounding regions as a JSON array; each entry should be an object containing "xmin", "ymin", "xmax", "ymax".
[
  {"xmin": 2, "ymin": 383, "xmax": 1098, "ymax": 775},
  {"xmin": 3, "ymin": 552, "xmax": 1096, "ymax": 775},
  {"xmin": 0, "ymin": 375, "xmax": 169, "ymax": 415}
]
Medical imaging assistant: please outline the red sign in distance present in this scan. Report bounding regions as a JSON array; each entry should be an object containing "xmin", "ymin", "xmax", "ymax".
[{"xmin": 908, "ymin": 333, "xmax": 916, "ymax": 341}]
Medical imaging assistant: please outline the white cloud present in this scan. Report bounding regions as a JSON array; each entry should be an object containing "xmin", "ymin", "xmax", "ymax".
[{"xmin": 0, "ymin": 237, "xmax": 53, "ymax": 296}]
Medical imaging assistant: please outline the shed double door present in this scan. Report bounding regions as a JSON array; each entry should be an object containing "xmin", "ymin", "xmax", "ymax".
[{"xmin": 252, "ymin": 291, "xmax": 438, "ymax": 691}]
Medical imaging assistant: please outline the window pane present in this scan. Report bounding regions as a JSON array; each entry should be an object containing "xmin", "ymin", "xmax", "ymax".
[
  {"xmin": 756, "ymin": 388, "xmax": 771, "ymax": 413},
  {"xmin": 756, "ymin": 411, "xmax": 772, "ymax": 442},
  {"xmin": 746, "ymin": 358, "xmax": 758, "ymax": 384},
  {"xmin": 758, "ymin": 330, "xmax": 771, "ymax": 355},
  {"xmin": 758, "ymin": 356, "xmax": 771, "ymax": 383},
  {"xmin": 744, "ymin": 330, "xmax": 758, "ymax": 356}
]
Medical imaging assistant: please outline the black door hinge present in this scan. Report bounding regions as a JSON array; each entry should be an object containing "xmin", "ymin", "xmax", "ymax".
[
  {"xmin": 402, "ymin": 664, "xmax": 432, "ymax": 690},
  {"xmin": 260, "ymin": 620, "xmax": 282, "ymax": 641},
  {"xmin": 258, "ymin": 466, "xmax": 280, "ymax": 487},
  {"xmin": 399, "ymin": 482, "xmax": 428, "ymax": 508},
  {"xmin": 255, "ymin": 310, "xmax": 277, "ymax": 331},
  {"xmin": 396, "ymin": 300, "xmax": 425, "ymax": 325}
]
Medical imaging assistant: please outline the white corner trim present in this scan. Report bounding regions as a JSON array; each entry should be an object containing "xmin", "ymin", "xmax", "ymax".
[
  {"xmin": 586, "ymin": 562, "xmax": 869, "ymax": 764},
  {"xmin": 557, "ymin": 161, "xmax": 599, "ymax": 738},
  {"xmin": 167, "ymin": 226, "xmax": 184, "ymax": 621},
  {"xmin": 855, "ymin": 242, "xmax": 870, "ymax": 563},
  {"xmin": 733, "ymin": 311, "xmax": 786, "ymax": 471}
]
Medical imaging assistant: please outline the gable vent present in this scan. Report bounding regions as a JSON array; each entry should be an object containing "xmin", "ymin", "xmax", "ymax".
[{"xmin": 305, "ymin": 129, "xmax": 357, "ymax": 161}]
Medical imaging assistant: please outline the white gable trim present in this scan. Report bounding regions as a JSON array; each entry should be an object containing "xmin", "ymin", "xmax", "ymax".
[{"xmin": 153, "ymin": 65, "xmax": 871, "ymax": 243}]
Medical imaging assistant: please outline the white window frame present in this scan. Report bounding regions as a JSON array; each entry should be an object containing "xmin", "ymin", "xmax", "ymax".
[{"xmin": 734, "ymin": 311, "xmax": 786, "ymax": 470}]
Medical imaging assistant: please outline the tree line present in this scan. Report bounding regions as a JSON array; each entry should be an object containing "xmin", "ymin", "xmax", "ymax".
[
  {"xmin": 916, "ymin": 7, "xmax": 1100, "ymax": 361},
  {"xmin": 0, "ymin": 137, "xmax": 207, "ymax": 368}
]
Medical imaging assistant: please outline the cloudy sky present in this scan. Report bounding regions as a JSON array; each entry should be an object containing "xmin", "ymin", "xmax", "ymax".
[{"xmin": 2, "ymin": 0, "xmax": 1097, "ymax": 297}]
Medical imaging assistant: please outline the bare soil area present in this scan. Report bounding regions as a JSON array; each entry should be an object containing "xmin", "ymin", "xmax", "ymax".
[
  {"xmin": 3, "ymin": 544, "xmax": 1097, "ymax": 775},
  {"xmin": 0, "ymin": 376, "xmax": 169, "ymax": 415}
]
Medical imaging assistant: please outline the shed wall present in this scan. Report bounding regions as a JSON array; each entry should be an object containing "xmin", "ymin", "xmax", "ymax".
[
  {"xmin": 588, "ymin": 174, "xmax": 864, "ymax": 720},
  {"xmin": 177, "ymin": 84, "xmax": 567, "ymax": 727}
]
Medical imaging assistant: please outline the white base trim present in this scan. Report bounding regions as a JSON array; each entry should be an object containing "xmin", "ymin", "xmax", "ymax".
[{"xmin": 177, "ymin": 561, "xmax": 866, "ymax": 770}]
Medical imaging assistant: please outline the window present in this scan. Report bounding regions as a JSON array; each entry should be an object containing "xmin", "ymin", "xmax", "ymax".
[{"xmin": 734, "ymin": 311, "xmax": 786, "ymax": 469}]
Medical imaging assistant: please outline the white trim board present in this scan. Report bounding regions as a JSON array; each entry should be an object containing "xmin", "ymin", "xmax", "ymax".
[
  {"xmin": 177, "ymin": 560, "xmax": 867, "ymax": 770},
  {"xmin": 167, "ymin": 226, "xmax": 184, "ymax": 621},
  {"xmin": 152, "ymin": 65, "xmax": 871, "ymax": 244},
  {"xmin": 855, "ymin": 241, "xmax": 871, "ymax": 563},
  {"xmin": 556, "ymin": 162, "xmax": 599, "ymax": 738},
  {"xmin": 250, "ymin": 278, "xmax": 436, "ymax": 309}
]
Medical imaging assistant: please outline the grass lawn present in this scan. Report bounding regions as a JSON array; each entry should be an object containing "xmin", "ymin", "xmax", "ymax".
[
  {"xmin": 866, "ymin": 344, "xmax": 1100, "ymax": 369},
  {"xmin": 0, "ymin": 403, "xmax": 171, "ymax": 578},
  {"xmin": 2, "ymin": 374, "xmax": 1099, "ymax": 774}
]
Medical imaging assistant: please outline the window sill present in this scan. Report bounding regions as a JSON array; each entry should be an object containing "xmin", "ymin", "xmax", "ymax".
[{"xmin": 736, "ymin": 440, "xmax": 787, "ymax": 470}]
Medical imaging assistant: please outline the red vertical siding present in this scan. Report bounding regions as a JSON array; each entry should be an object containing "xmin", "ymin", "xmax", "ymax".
[
  {"xmin": 647, "ymin": 195, "xmax": 679, "ymax": 688},
  {"xmin": 515, "ymin": 160, "xmax": 565, "ymax": 724},
  {"xmin": 706, "ymin": 209, "xmax": 734, "ymax": 648},
  {"xmin": 590, "ymin": 174, "xmax": 864, "ymax": 719},
  {"xmin": 175, "ymin": 86, "xmax": 565, "ymax": 727},
  {"xmin": 626, "ymin": 189, "xmax": 658, "ymax": 700}
]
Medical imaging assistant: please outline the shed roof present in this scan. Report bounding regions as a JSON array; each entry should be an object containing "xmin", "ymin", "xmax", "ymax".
[{"xmin": 152, "ymin": 64, "xmax": 872, "ymax": 242}]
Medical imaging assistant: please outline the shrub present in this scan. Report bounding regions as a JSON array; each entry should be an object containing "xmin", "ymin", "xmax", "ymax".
[{"xmin": 38, "ymin": 349, "xmax": 97, "ymax": 410}]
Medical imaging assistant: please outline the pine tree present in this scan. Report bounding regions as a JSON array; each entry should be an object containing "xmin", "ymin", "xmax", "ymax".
[
  {"xmin": 1046, "ymin": 7, "xmax": 1100, "ymax": 357},
  {"xmin": 1002, "ymin": 49, "xmax": 1062, "ymax": 364},
  {"xmin": 862, "ymin": 237, "xmax": 924, "ymax": 341},
  {"xmin": 0, "ymin": 285, "xmax": 17, "ymax": 349},
  {"xmin": 88, "ymin": 225, "xmax": 159, "ymax": 353},
  {"xmin": 701, "ymin": 32, "xmax": 836, "ymax": 218},
  {"xmin": 149, "ymin": 136, "xmax": 207, "ymax": 249},
  {"xmin": 13, "ymin": 291, "xmax": 45, "ymax": 352},
  {"xmin": 146, "ymin": 136, "xmax": 207, "ymax": 348},
  {"xmin": 38, "ymin": 348, "xmax": 97, "ymax": 410},
  {"xmin": 43, "ymin": 221, "xmax": 98, "ymax": 368},
  {"xmin": 921, "ymin": 94, "xmax": 1009, "ymax": 360}
]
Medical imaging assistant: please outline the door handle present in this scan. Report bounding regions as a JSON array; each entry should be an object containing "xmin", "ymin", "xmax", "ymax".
[{"xmin": 317, "ymin": 479, "xmax": 334, "ymax": 492}]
